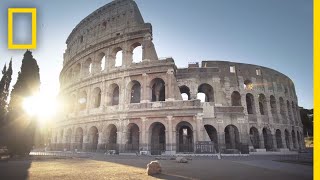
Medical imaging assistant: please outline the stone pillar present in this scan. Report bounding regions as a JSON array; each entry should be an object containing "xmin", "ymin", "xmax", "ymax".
[
  {"xmin": 166, "ymin": 116, "xmax": 175, "ymax": 154},
  {"xmin": 288, "ymin": 132, "xmax": 294, "ymax": 150},
  {"xmin": 123, "ymin": 50, "xmax": 133, "ymax": 68},
  {"xmin": 272, "ymin": 133, "xmax": 277, "ymax": 150},
  {"xmin": 107, "ymin": 54, "xmax": 115, "ymax": 69},
  {"xmin": 141, "ymin": 73, "xmax": 149, "ymax": 103},
  {"xmin": 116, "ymin": 131, "xmax": 123, "ymax": 153},
  {"xmin": 166, "ymin": 69, "xmax": 175, "ymax": 101},
  {"xmin": 83, "ymin": 135, "xmax": 88, "ymax": 151},
  {"xmin": 97, "ymin": 132, "xmax": 103, "ymax": 151},
  {"xmin": 140, "ymin": 117, "xmax": 148, "ymax": 151},
  {"xmin": 195, "ymin": 114, "xmax": 204, "ymax": 142},
  {"xmin": 259, "ymin": 130, "xmax": 265, "ymax": 149}
]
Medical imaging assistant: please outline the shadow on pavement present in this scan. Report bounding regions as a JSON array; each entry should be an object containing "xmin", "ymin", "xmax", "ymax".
[{"xmin": 0, "ymin": 158, "xmax": 31, "ymax": 180}]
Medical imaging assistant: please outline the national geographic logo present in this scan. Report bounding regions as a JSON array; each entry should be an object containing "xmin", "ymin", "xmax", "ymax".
[{"xmin": 8, "ymin": 8, "xmax": 37, "ymax": 49}]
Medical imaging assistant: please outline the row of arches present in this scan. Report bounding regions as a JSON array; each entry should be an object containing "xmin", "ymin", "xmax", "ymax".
[
  {"xmin": 230, "ymin": 91, "xmax": 299, "ymax": 124},
  {"xmin": 179, "ymin": 84, "xmax": 214, "ymax": 102},
  {"xmin": 65, "ymin": 78, "xmax": 165, "ymax": 112},
  {"xmin": 54, "ymin": 122, "xmax": 303, "ymax": 153},
  {"xmin": 64, "ymin": 43, "xmax": 143, "ymax": 83},
  {"xmin": 249, "ymin": 127, "xmax": 303, "ymax": 150}
]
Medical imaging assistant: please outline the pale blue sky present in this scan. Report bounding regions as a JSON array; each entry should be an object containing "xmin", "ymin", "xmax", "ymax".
[{"xmin": 0, "ymin": 0, "xmax": 313, "ymax": 108}]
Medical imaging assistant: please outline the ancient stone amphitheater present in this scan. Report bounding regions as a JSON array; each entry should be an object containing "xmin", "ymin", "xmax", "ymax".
[{"xmin": 51, "ymin": 0, "xmax": 305, "ymax": 154}]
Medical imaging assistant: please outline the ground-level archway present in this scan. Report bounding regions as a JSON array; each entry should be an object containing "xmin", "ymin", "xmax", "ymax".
[
  {"xmin": 88, "ymin": 126, "xmax": 99, "ymax": 151},
  {"xmin": 150, "ymin": 122, "xmax": 166, "ymax": 155},
  {"xmin": 176, "ymin": 121, "xmax": 194, "ymax": 153},
  {"xmin": 125, "ymin": 123, "xmax": 140, "ymax": 152},
  {"xmin": 249, "ymin": 127, "xmax": 259, "ymax": 149},
  {"xmin": 224, "ymin": 125, "xmax": 240, "ymax": 150},
  {"xmin": 75, "ymin": 127, "xmax": 83, "ymax": 150},
  {"xmin": 204, "ymin": 125, "xmax": 218, "ymax": 152},
  {"xmin": 263, "ymin": 128, "xmax": 274, "ymax": 151},
  {"xmin": 275, "ymin": 129, "xmax": 283, "ymax": 149}
]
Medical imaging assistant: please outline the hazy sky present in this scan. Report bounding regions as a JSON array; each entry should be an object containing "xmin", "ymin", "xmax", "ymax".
[{"xmin": 0, "ymin": 0, "xmax": 313, "ymax": 109}]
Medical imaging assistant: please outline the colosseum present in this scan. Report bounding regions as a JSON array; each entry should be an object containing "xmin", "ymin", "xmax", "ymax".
[{"xmin": 51, "ymin": 0, "xmax": 305, "ymax": 155}]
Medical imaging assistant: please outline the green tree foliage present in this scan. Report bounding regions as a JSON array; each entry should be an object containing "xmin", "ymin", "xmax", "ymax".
[
  {"xmin": 300, "ymin": 108, "xmax": 313, "ymax": 136},
  {"xmin": 6, "ymin": 50, "xmax": 40, "ymax": 155},
  {"xmin": 0, "ymin": 60, "xmax": 13, "ymax": 123}
]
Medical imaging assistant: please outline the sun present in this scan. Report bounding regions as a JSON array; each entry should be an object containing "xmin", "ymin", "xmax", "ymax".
[{"xmin": 22, "ymin": 92, "xmax": 58, "ymax": 123}]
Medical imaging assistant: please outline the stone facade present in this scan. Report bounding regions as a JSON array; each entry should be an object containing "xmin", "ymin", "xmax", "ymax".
[{"xmin": 51, "ymin": 0, "xmax": 305, "ymax": 154}]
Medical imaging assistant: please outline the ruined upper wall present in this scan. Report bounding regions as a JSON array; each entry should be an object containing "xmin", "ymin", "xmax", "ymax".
[
  {"xmin": 63, "ymin": 0, "xmax": 151, "ymax": 65},
  {"xmin": 177, "ymin": 60, "xmax": 297, "ymax": 101}
]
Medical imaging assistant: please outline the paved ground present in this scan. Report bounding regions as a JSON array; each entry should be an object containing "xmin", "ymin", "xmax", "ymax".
[{"xmin": 0, "ymin": 155, "xmax": 313, "ymax": 180}]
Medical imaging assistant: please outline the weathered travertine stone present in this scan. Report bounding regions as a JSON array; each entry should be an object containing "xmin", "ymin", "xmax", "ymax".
[
  {"xmin": 176, "ymin": 157, "xmax": 188, "ymax": 163},
  {"xmin": 50, "ymin": 0, "xmax": 305, "ymax": 155},
  {"xmin": 146, "ymin": 161, "xmax": 161, "ymax": 175}
]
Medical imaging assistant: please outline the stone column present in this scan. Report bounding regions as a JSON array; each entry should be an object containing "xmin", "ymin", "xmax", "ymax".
[
  {"xmin": 116, "ymin": 131, "xmax": 123, "ymax": 153},
  {"xmin": 140, "ymin": 117, "xmax": 148, "ymax": 151},
  {"xmin": 166, "ymin": 116, "xmax": 174, "ymax": 154},
  {"xmin": 166, "ymin": 69, "xmax": 175, "ymax": 101},
  {"xmin": 281, "ymin": 131, "xmax": 287, "ymax": 149},
  {"xmin": 97, "ymin": 132, "xmax": 104, "ymax": 151},
  {"xmin": 259, "ymin": 129, "xmax": 265, "ymax": 149},
  {"xmin": 83, "ymin": 135, "xmax": 89, "ymax": 151},
  {"xmin": 123, "ymin": 50, "xmax": 133, "ymax": 68},
  {"xmin": 141, "ymin": 73, "xmax": 149, "ymax": 103}
]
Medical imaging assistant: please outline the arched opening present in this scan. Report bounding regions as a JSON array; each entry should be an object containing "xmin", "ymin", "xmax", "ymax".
[
  {"xmin": 297, "ymin": 131, "xmax": 301, "ymax": 149},
  {"xmin": 75, "ymin": 127, "xmax": 83, "ymax": 150},
  {"xmin": 126, "ymin": 123, "xmax": 139, "ymax": 152},
  {"xmin": 97, "ymin": 52, "xmax": 106, "ymax": 71},
  {"xmin": 292, "ymin": 130, "xmax": 297, "ymax": 149},
  {"xmin": 204, "ymin": 125, "xmax": 218, "ymax": 152},
  {"xmin": 246, "ymin": 93, "xmax": 255, "ymax": 114},
  {"xmin": 231, "ymin": 91, "xmax": 241, "ymax": 106},
  {"xmin": 130, "ymin": 81, "xmax": 141, "ymax": 103},
  {"xmin": 275, "ymin": 129, "xmax": 283, "ymax": 149},
  {"xmin": 197, "ymin": 83, "xmax": 214, "ymax": 102},
  {"xmin": 270, "ymin": 95, "xmax": 278, "ymax": 121},
  {"xmin": 179, "ymin": 85, "xmax": 191, "ymax": 100},
  {"xmin": 84, "ymin": 58, "xmax": 92, "ymax": 75},
  {"xmin": 285, "ymin": 129, "xmax": 290, "ymax": 149},
  {"xmin": 78, "ymin": 91, "xmax": 87, "ymax": 110},
  {"xmin": 68, "ymin": 94, "xmax": 76, "ymax": 113},
  {"xmin": 67, "ymin": 69, "xmax": 73, "ymax": 81},
  {"xmin": 65, "ymin": 129, "xmax": 72, "ymax": 151},
  {"xmin": 176, "ymin": 121, "xmax": 194, "ymax": 152},
  {"xmin": 92, "ymin": 87, "xmax": 101, "ymax": 108},
  {"xmin": 224, "ymin": 125, "xmax": 240, "ymax": 150},
  {"xmin": 110, "ymin": 84, "xmax": 120, "ymax": 106},
  {"xmin": 74, "ymin": 63, "xmax": 81, "ymax": 79},
  {"xmin": 197, "ymin": 93, "xmax": 206, "ymax": 102},
  {"xmin": 263, "ymin": 128, "xmax": 273, "ymax": 151},
  {"xmin": 114, "ymin": 48, "xmax": 123, "ymax": 67},
  {"xmin": 88, "ymin": 126, "xmax": 99, "ymax": 151},
  {"xmin": 150, "ymin": 122, "xmax": 166, "ymax": 155},
  {"xmin": 258, "ymin": 94, "xmax": 267, "ymax": 115},
  {"xmin": 287, "ymin": 101, "xmax": 292, "ymax": 123},
  {"xmin": 151, "ymin": 78, "xmax": 165, "ymax": 102},
  {"xmin": 104, "ymin": 124, "xmax": 118, "ymax": 151},
  {"xmin": 279, "ymin": 97, "xmax": 286, "ymax": 120},
  {"xmin": 249, "ymin": 127, "xmax": 259, "ymax": 149},
  {"xmin": 244, "ymin": 79, "xmax": 253, "ymax": 90},
  {"xmin": 132, "ymin": 43, "xmax": 142, "ymax": 63}
]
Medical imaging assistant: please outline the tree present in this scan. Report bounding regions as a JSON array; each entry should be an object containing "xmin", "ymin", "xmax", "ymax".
[
  {"xmin": 7, "ymin": 50, "xmax": 40, "ymax": 155},
  {"xmin": 300, "ymin": 108, "xmax": 313, "ymax": 136},
  {"xmin": 0, "ymin": 60, "xmax": 12, "ymax": 131}
]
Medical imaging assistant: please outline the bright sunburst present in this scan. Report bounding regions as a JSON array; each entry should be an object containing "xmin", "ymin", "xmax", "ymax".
[{"xmin": 22, "ymin": 92, "xmax": 58, "ymax": 123}]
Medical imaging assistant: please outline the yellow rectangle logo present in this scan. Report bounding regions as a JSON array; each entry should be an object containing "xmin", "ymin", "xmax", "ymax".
[{"xmin": 8, "ymin": 8, "xmax": 37, "ymax": 49}]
